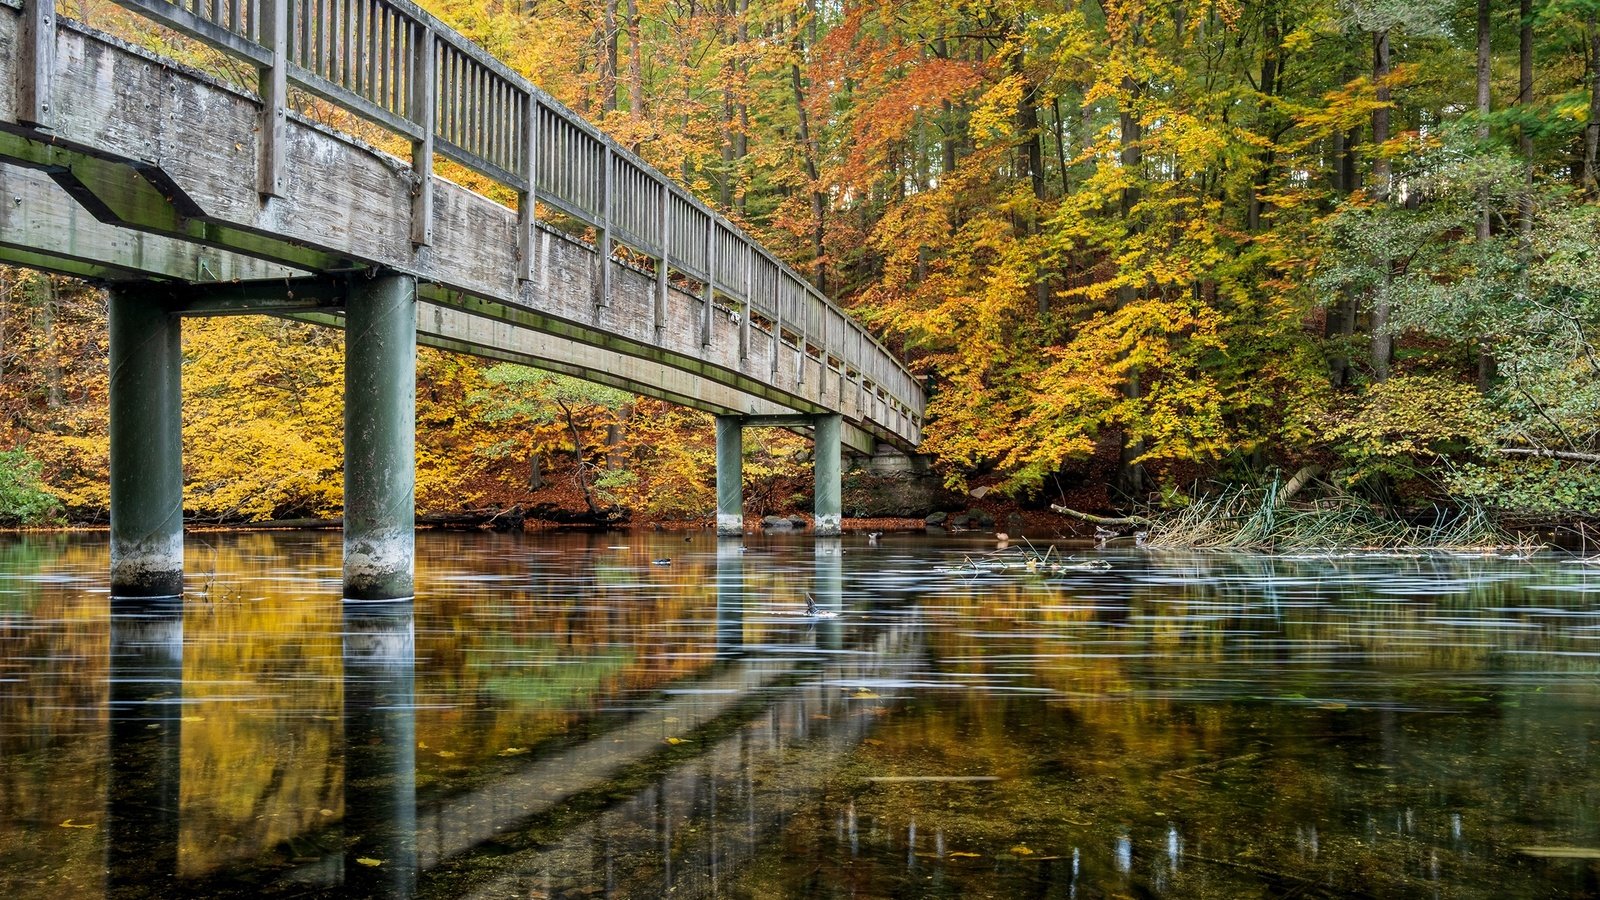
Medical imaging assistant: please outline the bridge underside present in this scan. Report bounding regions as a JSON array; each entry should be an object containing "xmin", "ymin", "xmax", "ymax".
[{"xmin": 0, "ymin": 161, "xmax": 880, "ymax": 456}]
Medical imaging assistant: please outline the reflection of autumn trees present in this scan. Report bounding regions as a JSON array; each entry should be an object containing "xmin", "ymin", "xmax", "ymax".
[
  {"xmin": 0, "ymin": 537, "xmax": 109, "ymax": 900},
  {"xmin": 751, "ymin": 555, "xmax": 1600, "ymax": 898}
]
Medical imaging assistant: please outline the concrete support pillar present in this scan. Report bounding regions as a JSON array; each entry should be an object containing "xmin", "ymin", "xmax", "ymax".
[
  {"xmin": 715, "ymin": 415, "xmax": 743, "ymax": 536},
  {"xmin": 108, "ymin": 288, "xmax": 184, "ymax": 599},
  {"xmin": 344, "ymin": 274, "xmax": 417, "ymax": 601},
  {"xmin": 813, "ymin": 414, "xmax": 842, "ymax": 536}
]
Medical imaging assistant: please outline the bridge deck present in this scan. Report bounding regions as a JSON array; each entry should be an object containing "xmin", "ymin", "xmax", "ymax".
[{"xmin": 0, "ymin": 1, "xmax": 923, "ymax": 451}]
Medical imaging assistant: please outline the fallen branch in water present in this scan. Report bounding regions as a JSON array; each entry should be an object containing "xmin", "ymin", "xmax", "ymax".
[{"xmin": 1048, "ymin": 505, "xmax": 1153, "ymax": 527}]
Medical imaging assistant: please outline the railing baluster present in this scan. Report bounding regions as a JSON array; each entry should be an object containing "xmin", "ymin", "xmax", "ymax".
[
  {"xmin": 597, "ymin": 144, "xmax": 612, "ymax": 308},
  {"xmin": 702, "ymin": 219, "xmax": 716, "ymax": 347},
  {"xmin": 655, "ymin": 183, "xmax": 669, "ymax": 336},
  {"xmin": 410, "ymin": 22, "xmax": 434, "ymax": 247},
  {"xmin": 517, "ymin": 91, "xmax": 539, "ymax": 283},
  {"xmin": 257, "ymin": 0, "xmax": 286, "ymax": 198},
  {"xmin": 739, "ymin": 241, "xmax": 751, "ymax": 360}
]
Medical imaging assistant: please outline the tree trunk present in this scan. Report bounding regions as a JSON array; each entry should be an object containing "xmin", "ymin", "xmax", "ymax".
[
  {"xmin": 603, "ymin": 0, "xmax": 620, "ymax": 114},
  {"xmin": 42, "ymin": 278, "xmax": 61, "ymax": 412},
  {"xmin": 1115, "ymin": 17, "xmax": 1146, "ymax": 497},
  {"xmin": 558, "ymin": 400, "xmax": 601, "ymax": 514},
  {"xmin": 1052, "ymin": 96, "xmax": 1071, "ymax": 194},
  {"xmin": 1476, "ymin": 0, "xmax": 1492, "ymax": 240},
  {"xmin": 1012, "ymin": 46, "xmax": 1048, "ymax": 315},
  {"xmin": 1585, "ymin": 15, "xmax": 1600, "ymax": 194},
  {"xmin": 734, "ymin": 0, "xmax": 750, "ymax": 215},
  {"xmin": 626, "ymin": 0, "xmax": 644, "ymax": 121},
  {"xmin": 528, "ymin": 452, "xmax": 544, "ymax": 491},
  {"xmin": 1247, "ymin": 3, "xmax": 1280, "ymax": 232},
  {"xmin": 1519, "ymin": 0, "xmax": 1534, "ymax": 236},
  {"xmin": 1370, "ymin": 29, "xmax": 1393, "ymax": 382},
  {"xmin": 789, "ymin": 37, "xmax": 826, "ymax": 291}
]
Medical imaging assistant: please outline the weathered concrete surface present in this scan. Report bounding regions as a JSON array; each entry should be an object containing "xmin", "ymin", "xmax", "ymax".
[
  {"xmin": 343, "ymin": 274, "xmax": 417, "ymax": 601},
  {"xmin": 108, "ymin": 288, "xmax": 182, "ymax": 598},
  {"xmin": 715, "ymin": 415, "xmax": 743, "ymax": 536},
  {"xmin": 813, "ymin": 414, "xmax": 842, "ymax": 536},
  {"xmin": 0, "ymin": 12, "xmax": 922, "ymax": 451}
]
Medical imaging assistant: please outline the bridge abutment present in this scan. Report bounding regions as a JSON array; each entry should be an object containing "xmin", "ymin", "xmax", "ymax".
[
  {"xmin": 343, "ymin": 273, "xmax": 418, "ymax": 602},
  {"xmin": 109, "ymin": 288, "xmax": 184, "ymax": 599}
]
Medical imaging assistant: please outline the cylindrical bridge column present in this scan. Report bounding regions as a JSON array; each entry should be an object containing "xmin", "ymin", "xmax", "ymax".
[
  {"xmin": 715, "ymin": 415, "xmax": 744, "ymax": 536},
  {"xmin": 109, "ymin": 288, "xmax": 184, "ymax": 599},
  {"xmin": 344, "ymin": 274, "xmax": 417, "ymax": 601},
  {"xmin": 813, "ymin": 414, "xmax": 842, "ymax": 536}
]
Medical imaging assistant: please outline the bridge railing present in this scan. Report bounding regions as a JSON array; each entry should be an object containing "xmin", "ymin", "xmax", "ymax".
[{"xmin": 84, "ymin": 0, "xmax": 925, "ymax": 429}]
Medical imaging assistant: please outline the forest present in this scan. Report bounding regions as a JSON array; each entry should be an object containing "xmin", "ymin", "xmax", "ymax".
[{"xmin": 1, "ymin": 0, "xmax": 1598, "ymax": 534}]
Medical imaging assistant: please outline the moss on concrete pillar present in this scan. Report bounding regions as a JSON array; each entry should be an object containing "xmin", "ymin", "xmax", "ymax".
[
  {"xmin": 813, "ymin": 414, "xmax": 842, "ymax": 536},
  {"xmin": 344, "ymin": 274, "xmax": 417, "ymax": 601},
  {"xmin": 716, "ymin": 415, "xmax": 743, "ymax": 536},
  {"xmin": 108, "ymin": 288, "xmax": 183, "ymax": 599}
]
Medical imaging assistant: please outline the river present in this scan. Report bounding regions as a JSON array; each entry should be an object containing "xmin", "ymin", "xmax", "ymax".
[{"xmin": 1, "ymin": 530, "xmax": 1597, "ymax": 898}]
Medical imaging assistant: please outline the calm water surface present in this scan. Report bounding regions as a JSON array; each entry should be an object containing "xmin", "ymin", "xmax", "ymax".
[{"xmin": 2, "ymin": 531, "xmax": 1599, "ymax": 898}]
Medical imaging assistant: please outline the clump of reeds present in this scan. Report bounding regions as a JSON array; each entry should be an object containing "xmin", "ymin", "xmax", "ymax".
[{"xmin": 1139, "ymin": 479, "xmax": 1535, "ymax": 553}]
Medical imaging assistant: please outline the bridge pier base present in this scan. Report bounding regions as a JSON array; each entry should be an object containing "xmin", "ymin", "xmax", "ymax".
[
  {"xmin": 813, "ymin": 414, "xmax": 842, "ymax": 536},
  {"xmin": 343, "ymin": 274, "xmax": 417, "ymax": 602},
  {"xmin": 108, "ymin": 287, "xmax": 184, "ymax": 599},
  {"xmin": 715, "ymin": 415, "xmax": 744, "ymax": 535}
]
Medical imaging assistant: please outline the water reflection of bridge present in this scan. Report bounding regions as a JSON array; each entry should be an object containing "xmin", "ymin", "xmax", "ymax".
[{"xmin": 105, "ymin": 540, "xmax": 921, "ymax": 897}]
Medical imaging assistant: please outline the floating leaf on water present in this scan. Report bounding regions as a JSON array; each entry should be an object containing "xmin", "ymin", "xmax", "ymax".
[
  {"xmin": 319, "ymin": 809, "xmax": 334, "ymax": 817},
  {"xmin": 498, "ymin": 747, "xmax": 528, "ymax": 756},
  {"xmin": 664, "ymin": 736, "xmax": 688, "ymax": 745},
  {"xmin": 1010, "ymin": 845, "xmax": 1034, "ymax": 855},
  {"xmin": 182, "ymin": 715, "xmax": 205, "ymax": 722},
  {"xmin": 436, "ymin": 750, "xmax": 457, "ymax": 758},
  {"xmin": 417, "ymin": 741, "xmax": 428, "ymax": 750},
  {"xmin": 947, "ymin": 851, "xmax": 981, "ymax": 858},
  {"xmin": 58, "ymin": 819, "xmax": 95, "ymax": 829},
  {"xmin": 852, "ymin": 689, "xmax": 880, "ymax": 699},
  {"xmin": 356, "ymin": 857, "xmax": 383, "ymax": 867},
  {"xmin": 1317, "ymin": 703, "xmax": 1348, "ymax": 711}
]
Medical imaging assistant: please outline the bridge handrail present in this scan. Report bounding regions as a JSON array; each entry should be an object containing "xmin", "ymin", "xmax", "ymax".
[{"xmin": 81, "ymin": 0, "xmax": 924, "ymax": 423}]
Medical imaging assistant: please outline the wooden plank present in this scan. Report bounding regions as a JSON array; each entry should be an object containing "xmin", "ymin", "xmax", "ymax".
[
  {"xmin": 654, "ymin": 182, "xmax": 668, "ymax": 334},
  {"xmin": 114, "ymin": 0, "xmax": 272, "ymax": 64},
  {"xmin": 18, "ymin": 0, "xmax": 53, "ymax": 129},
  {"xmin": 257, "ymin": 0, "xmax": 287, "ymax": 198},
  {"xmin": 516, "ymin": 91, "xmax": 538, "ymax": 282},
  {"xmin": 409, "ymin": 22, "xmax": 434, "ymax": 246},
  {"xmin": 596, "ymin": 143, "xmax": 611, "ymax": 307}
]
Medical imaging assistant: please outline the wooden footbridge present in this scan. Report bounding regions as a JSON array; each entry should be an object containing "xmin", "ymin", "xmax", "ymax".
[{"xmin": 0, "ymin": 1, "xmax": 925, "ymax": 599}]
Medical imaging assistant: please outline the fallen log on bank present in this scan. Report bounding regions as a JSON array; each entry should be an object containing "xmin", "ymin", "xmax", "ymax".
[{"xmin": 1048, "ymin": 505, "xmax": 1153, "ymax": 527}]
